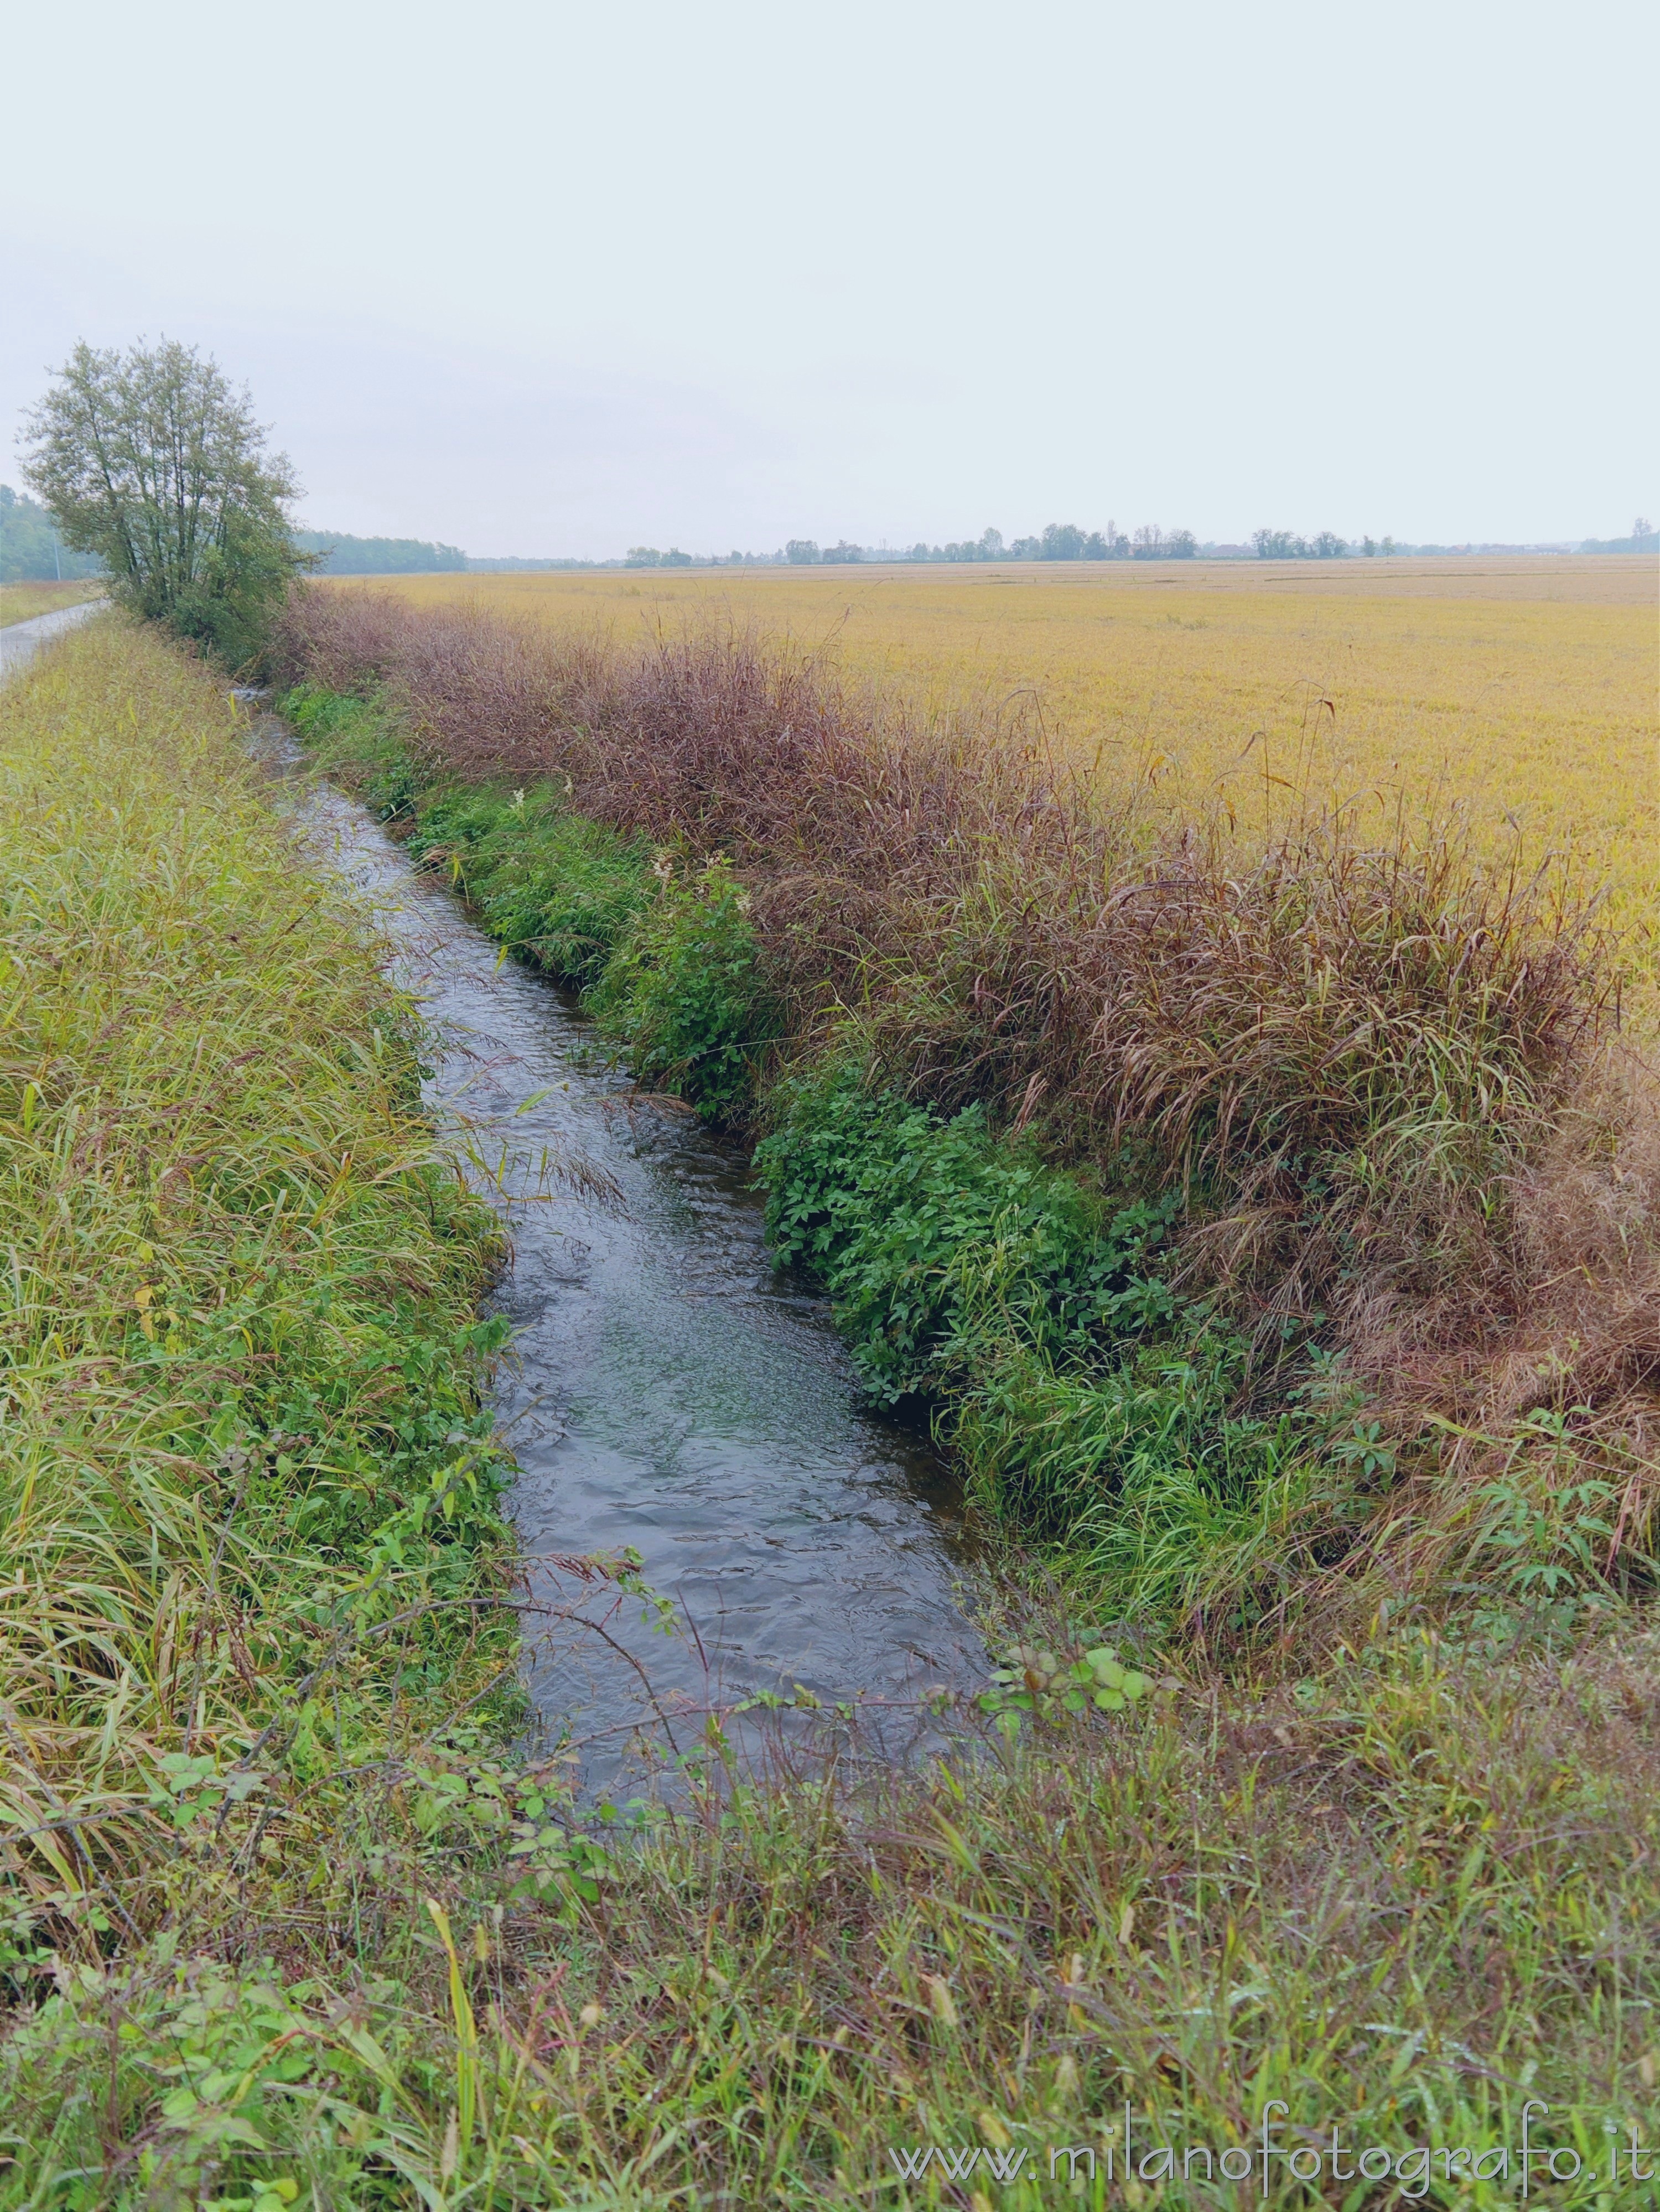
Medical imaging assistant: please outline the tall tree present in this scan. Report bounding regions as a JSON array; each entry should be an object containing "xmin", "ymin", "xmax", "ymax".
[{"xmin": 20, "ymin": 339, "xmax": 306, "ymax": 664}]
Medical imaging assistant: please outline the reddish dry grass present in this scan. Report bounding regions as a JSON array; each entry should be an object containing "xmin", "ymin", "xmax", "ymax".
[{"xmin": 275, "ymin": 586, "xmax": 1658, "ymax": 1600}]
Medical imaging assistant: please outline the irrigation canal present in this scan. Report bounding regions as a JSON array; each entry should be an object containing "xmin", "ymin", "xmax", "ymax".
[{"xmin": 282, "ymin": 756, "xmax": 988, "ymax": 1794}]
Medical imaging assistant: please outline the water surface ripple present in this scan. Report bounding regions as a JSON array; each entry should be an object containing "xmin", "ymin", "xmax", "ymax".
[{"xmin": 294, "ymin": 777, "xmax": 986, "ymax": 1789}]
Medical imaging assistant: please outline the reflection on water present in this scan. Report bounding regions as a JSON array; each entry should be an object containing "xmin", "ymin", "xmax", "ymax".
[{"xmin": 287, "ymin": 768, "xmax": 987, "ymax": 1790}]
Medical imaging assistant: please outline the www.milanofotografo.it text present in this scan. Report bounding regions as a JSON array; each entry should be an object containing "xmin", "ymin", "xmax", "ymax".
[{"xmin": 886, "ymin": 2102, "xmax": 1656, "ymax": 2197}]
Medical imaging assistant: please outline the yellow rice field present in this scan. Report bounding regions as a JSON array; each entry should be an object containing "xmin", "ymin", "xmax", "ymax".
[{"xmin": 332, "ymin": 557, "xmax": 1657, "ymax": 949}]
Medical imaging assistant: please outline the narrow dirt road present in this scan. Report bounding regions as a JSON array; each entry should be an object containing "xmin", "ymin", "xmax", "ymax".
[{"xmin": 0, "ymin": 599, "xmax": 105, "ymax": 679}]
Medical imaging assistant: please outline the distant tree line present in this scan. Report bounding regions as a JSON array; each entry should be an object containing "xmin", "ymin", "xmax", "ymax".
[
  {"xmin": 469, "ymin": 555, "xmax": 605, "ymax": 573},
  {"xmin": 292, "ymin": 529, "xmax": 466, "ymax": 575},
  {"xmin": 626, "ymin": 546, "xmax": 807, "ymax": 568},
  {"xmin": 0, "ymin": 484, "xmax": 106, "ymax": 582},
  {"xmin": 1253, "ymin": 525, "xmax": 1657, "ymax": 558},
  {"xmin": 289, "ymin": 531, "xmax": 606, "ymax": 575},
  {"xmin": 1253, "ymin": 528, "xmax": 1358, "ymax": 559},
  {"xmin": 775, "ymin": 522, "xmax": 1199, "ymax": 565},
  {"xmin": 1578, "ymin": 517, "xmax": 1656, "ymax": 554},
  {"xmin": 553, "ymin": 527, "xmax": 1658, "ymax": 568}
]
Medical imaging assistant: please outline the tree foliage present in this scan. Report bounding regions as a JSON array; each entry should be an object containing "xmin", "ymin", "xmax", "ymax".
[
  {"xmin": 1253, "ymin": 527, "xmax": 1351, "ymax": 559},
  {"xmin": 293, "ymin": 528, "xmax": 466, "ymax": 575},
  {"xmin": 20, "ymin": 338, "xmax": 305, "ymax": 665}
]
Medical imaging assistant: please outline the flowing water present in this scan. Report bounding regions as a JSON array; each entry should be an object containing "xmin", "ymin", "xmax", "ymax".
[{"xmin": 288, "ymin": 766, "xmax": 987, "ymax": 1793}]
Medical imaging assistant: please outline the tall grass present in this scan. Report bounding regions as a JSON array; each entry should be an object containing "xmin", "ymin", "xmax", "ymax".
[
  {"xmin": 7, "ymin": 1629, "xmax": 1660, "ymax": 2204},
  {"xmin": 0, "ymin": 618, "xmax": 512, "ymax": 1924},
  {"xmin": 274, "ymin": 589, "xmax": 1658, "ymax": 1649}
]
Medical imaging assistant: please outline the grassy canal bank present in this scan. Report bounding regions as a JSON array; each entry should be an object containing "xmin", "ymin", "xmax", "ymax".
[
  {"xmin": 275, "ymin": 585, "xmax": 1653, "ymax": 1657},
  {"xmin": 2, "ymin": 612, "xmax": 1658, "ymax": 2205},
  {"xmin": 283, "ymin": 676, "xmax": 1371, "ymax": 1640}
]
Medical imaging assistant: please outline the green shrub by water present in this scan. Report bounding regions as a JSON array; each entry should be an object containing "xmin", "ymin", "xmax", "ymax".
[
  {"xmin": 755, "ymin": 1067, "xmax": 1175, "ymax": 1405},
  {"xmin": 284, "ymin": 683, "xmax": 776, "ymax": 1119},
  {"xmin": 282, "ymin": 677, "xmax": 421, "ymax": 819},
  {"xmin": 754, "ymin": 1067, "xmax": 1368, "ymax": 1626},
  {"xmin": 407, "ymin": 783, "xmax": 653, "ymax": 994},
  {"xmin": 587, "ymin": 855, "xmax": 774, "ymax": 1117}
]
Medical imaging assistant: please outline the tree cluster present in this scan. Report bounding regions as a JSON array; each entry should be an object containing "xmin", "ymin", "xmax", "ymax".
[
  {"xmin": 20, "ymin": 339, "xmax": 307, "ymax": 666},
  {"xmin": 1578, "ymin": 518, "xmax": 1657, "ymax": 554},
  {"xmin": 293, "ymin": 529, "xmax": 466, "ymax": 575},
  {"xmin": 1252, "ymin": 528, "xmax": 1356, "ymax": 559},
  {"xmin": 776, "ymin": 522, "xmax": 1197, "ymax": 565}
]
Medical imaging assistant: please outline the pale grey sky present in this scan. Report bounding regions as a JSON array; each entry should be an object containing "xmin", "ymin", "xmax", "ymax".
[{"xmin": 4, "ymin": 0, "xmax": 1654, "ymax": 557}]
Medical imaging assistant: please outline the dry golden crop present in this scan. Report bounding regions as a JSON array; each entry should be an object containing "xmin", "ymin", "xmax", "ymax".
[{"xmin": 332, "ymin": 556, "xmax": 1656, "ymax": 954}]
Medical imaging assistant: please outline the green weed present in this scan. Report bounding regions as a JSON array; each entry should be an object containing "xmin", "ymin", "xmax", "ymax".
[
  {"xmin": 753, "ymin": 1067, "xmax": 1365, "ymax": 1638},
  {"xmin": 284, "ymin": 689, "xmax": 770, "ymax": 1113},
  {"xmin": 587, "ymin": 855, "xmax": 773, "ymax": 1119},
  {"xmin": 406, "ymin": 783, "xmax": 652, "ymax": 993}
]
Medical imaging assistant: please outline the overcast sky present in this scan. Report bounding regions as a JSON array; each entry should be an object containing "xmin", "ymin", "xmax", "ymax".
[{"xmin": 4, "ymin": 0, "xmax": 1654, "ymax": 557}]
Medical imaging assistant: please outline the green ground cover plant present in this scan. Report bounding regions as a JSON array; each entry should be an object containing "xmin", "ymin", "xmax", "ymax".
[
  {"xmin": 754, "ymin": 1069, "xmax": 1379, "ymax": 1635},
  {"xmin": 585, "ymin": 857, "xmax": 774, "ymax": 1119},
  {"xmin": 284, "ymin": 681, "xmax": 776, "ymax": 1121},
  {"xmin": 409, "ymin": 788, "xmax": 651, "ymax": 996}
]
